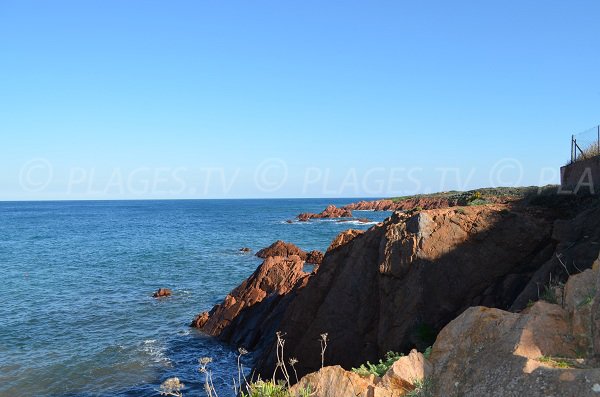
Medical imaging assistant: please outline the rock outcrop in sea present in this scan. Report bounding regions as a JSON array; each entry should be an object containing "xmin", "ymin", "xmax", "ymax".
[
  {"xmin": 153, "ymin": 288, "xmax": 172, "ymax": 298},
  {"xmin": 297, "ymin": 204, "xmax": 353, "ymax": 221},
  {"xmin": 191, "ymin": 241, "xmax": 324, "ymax": 350}
]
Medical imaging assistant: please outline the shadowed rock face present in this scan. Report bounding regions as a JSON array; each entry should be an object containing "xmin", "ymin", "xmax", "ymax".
[{"xmin": 292, "ymin": 265, "xmax": 600, "ymax": 397}]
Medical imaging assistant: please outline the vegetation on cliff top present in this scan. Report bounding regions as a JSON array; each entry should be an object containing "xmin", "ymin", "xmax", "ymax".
[{"xmin": 389, "ymin": 186, "xmax": 558, "ymax": 204}]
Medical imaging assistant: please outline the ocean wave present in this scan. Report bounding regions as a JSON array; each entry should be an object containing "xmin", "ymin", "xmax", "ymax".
[
  {"xmin": 338, "ymin": 220, "xmax": 378, "ymax": 226},
  {"xmin": 281, "ymin": 220, "xmax": 310, "ymax": 225},
  {"xmin": 140, "ymin": 339, "xmax": 171, "ymax": 367}
]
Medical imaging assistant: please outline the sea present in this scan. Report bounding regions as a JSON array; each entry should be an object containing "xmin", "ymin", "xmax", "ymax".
[{"xmin": 0, "ymin": 199, "xmax": 391, "ymax": 397}]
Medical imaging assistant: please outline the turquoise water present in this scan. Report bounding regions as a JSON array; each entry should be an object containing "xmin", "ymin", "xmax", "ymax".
[{"xmin": 0, "ymin": 199, "xmax": 390, "ymax": 397}]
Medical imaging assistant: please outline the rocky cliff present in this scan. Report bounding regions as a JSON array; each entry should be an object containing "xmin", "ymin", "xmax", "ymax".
[
  {"xmin": 256, "ymin": 203, "xmax": 563, "ymax": 378},
  {"xmin": 193, "ymin": 194, "xmax": 600, "ymax": 391}
]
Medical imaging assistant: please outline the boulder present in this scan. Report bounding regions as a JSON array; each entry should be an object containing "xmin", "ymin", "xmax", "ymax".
[
  {"xmin": 430, "ymin": 301, "xmax": 600, "ymax": 396},
  {"xmin": 240, "ymin": 247, "xmax": 252, "ymax": 253},
  {"xmin": 380, "ymin": 350, "xmax": 432, "ymax": 392},
  {"xmin": 153, "ymin": 288, "xmax": 172, "ymax": 298},
  {"xmin": 565, "ymin": 268, "xmax": 597, "ymax": 356},
  {"xmin": 289, "ymin": 366, "xmax": 391, "ymax": 397}
]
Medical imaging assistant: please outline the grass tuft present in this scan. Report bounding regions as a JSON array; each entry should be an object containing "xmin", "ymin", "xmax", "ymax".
[
  {"xmin": 352, "ymin": 351, "xmax": 404, "ymax": 377},
  {"xmin": 538, "ymin": 356, "xmax": 573, "ymax": 369}
]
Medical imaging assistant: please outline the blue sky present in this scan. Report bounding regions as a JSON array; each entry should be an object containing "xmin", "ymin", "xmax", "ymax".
[{"xmin": 1, "ymin": 0, "xmax": 599, "ymax": 199}]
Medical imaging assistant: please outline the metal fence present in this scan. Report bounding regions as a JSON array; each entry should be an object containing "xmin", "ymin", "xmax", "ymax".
[{"xmin": 571, "ymin": 125, "xmax": 600, "ymax": 163}]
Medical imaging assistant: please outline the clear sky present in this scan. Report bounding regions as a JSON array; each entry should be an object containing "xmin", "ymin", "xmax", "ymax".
[{"xmin": 1, "ymin": 0, "xmax": 599, "ymax": 200}]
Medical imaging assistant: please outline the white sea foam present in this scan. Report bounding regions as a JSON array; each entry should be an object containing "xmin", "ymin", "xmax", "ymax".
[{"xmin": 140, "ymin": 339, "xmax": 171, "ymax": 366}]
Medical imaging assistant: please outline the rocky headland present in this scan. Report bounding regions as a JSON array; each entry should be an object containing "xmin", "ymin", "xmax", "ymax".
[
  {"xmin": 192, "ymin": 189, "xmax": 600, "ymax": 396},
  {"xmin": 297, "ymin": 187, "xmax": 551, "ymax": 218}
]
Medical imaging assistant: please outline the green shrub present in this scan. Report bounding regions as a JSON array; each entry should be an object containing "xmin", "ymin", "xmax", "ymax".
[
  {"xmin": 241, "ymin": 380, "xmax": 311, "ymax": 397},
  {"xmin": 405, "ymin": 378, "xmax": 434, "ymax": 397},
  {"xmin": 467, "ymin": 198, "xmax": 489, "ymax": 206},
  {"xmin": 352, "ymin": 351, "xmax": 404, "ymax": 377},
  {"xmin": 422, "ymin": 346, "xmax": 432, "ymax": 359},
  {"xmin": 469, "ymin": 191, "xmax": 483, "ymax": 201}
]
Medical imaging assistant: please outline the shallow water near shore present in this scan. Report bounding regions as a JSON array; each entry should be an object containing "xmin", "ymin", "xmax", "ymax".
[{"xmin": 0, "ymin": 199, "xmax": 390, "ymax": 397}]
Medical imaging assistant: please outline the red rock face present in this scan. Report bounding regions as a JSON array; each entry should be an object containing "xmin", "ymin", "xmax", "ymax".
[
  {"xmin": 306, "ymin": 250, "xmax": 324, "ymax": 265},
  {"xmin": 190, "ymin": 238, "xmax": 323, "ymax": 351},
  {"xmin": 298, "ymin": 205, "xmax": 353, "ymax": 221},
  {"xmin": 327, "ymin": 229, "xmax": 364, "ymax": 252},
  {"xmin": 342, "ymin": 194, "xmax": 517, "ymax": 212},
  {"xmin": 344, "ymin": 198, "xmax": 457, "ymax": 211},
  {"xmin": 191, "ymin": 240, "xmax": 324, "ymax": 349},
  {"xmin": 256, "ymin": 240, "xmax": 308, "ymax": 260},
  {"xmin": 153, "ymin": 288, "xmax": 172, "ymax": 298}
]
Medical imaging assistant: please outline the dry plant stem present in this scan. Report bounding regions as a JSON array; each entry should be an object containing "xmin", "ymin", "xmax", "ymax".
[
  {"xmin": 199, "ymin": 358, "xmax": 219, "ymax": 397},
  {"xmin": 556, "ymin": 254, "xmax": 570, "ymax": 277},
  {"xmin": 289, "ymin": 358, "xmax": 299, "ymax": 384},
  {"xmin": 275, "ymin": 331, "xmax": 291, "ymax": 387},
  {"xmin": 236, "ymin": 347, "xmax": 248, "ymax": 394},
  {"xmin": 320, "ymin": 333, "xmax": 328, "ymax": 369}
]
